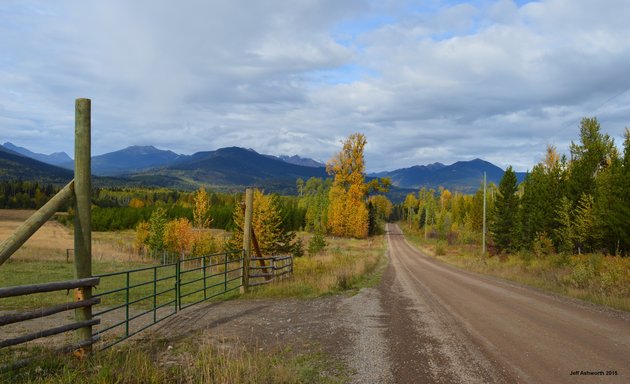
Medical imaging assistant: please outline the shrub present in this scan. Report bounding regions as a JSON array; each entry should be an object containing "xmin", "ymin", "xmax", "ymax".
[
  {"xmin": 435, "ymin": 241, "xmax": 447, "ymax": 256},
  {"xmin": 532, "ymin": 232, "xmax": 555, "ymax": 258},
  {"xmin": 307, "ymin": 232, "xmax": 327, "ymax": 256}
]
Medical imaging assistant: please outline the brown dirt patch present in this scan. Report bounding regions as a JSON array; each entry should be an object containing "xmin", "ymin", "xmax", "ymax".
[{"xmin": 147, "ymin": 297, "xmax": 349, "ymax": 358}]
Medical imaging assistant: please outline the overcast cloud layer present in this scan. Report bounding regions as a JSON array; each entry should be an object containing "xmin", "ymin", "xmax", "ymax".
[{"xmin": 1, "ymin": 0, "xmax": 630, "ymax": 172}]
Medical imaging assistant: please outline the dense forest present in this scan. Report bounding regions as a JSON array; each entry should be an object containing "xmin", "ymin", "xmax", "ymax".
[{"xmin": 0, "ymin": 181, "xmax": 62, "ymax": 209}]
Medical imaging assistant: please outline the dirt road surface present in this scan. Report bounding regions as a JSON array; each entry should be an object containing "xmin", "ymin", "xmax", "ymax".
[{"xmin": 379, "ymin": 223, "xmax": 630, "ymax": 383}]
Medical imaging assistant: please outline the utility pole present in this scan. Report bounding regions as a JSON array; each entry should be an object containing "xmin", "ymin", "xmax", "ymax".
[
  {"xmin": 424, "ymin": 206, "xmax": 429, "ymax": 240},
  {"xmin": 482, "ymin": 172, "xmax": 487, "ymax": 255}
]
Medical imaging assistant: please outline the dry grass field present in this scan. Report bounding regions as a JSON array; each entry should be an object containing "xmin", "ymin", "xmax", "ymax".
[{"xmin": 0, "ymin": 209, "xmax": 153, "ymax": 263}]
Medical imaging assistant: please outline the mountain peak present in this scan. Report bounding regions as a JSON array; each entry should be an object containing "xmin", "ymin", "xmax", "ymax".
[{"xmin": 370, "ymin": 158, "xmax": 522, "ymax": 193}]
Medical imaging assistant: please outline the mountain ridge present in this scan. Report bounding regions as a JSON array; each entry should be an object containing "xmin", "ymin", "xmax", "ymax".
[
  {"xmin": 370, "ymin": 158, "xmax": 526, "ymax": 193},
  {"xmin": 2, "ymin": 142, "xmax": 72, "ymax": 166},
  {"xmin": 0, "ymin": 142, "xmax": 527, "ymax": 195}
]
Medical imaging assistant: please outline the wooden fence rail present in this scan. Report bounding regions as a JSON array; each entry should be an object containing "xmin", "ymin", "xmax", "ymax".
[
  {"xmin": 0, "ymin": 277, "xmax": 100, "ymax": 370},
  {"xmin": 0, "ymin": 277, "xmax": 99, "ymax": 298},
  {"xmin": 0, "ymin": 180, "xmax": 75, "ymax": 266},
  {"xmin": 249, "ymin": 255, "xmax": 294, "ymax": 286}
]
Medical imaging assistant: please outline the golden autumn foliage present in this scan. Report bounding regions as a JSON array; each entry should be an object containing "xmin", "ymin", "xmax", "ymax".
[
  {"xmin": 370, "ymin": 194, "xmax": 393, "ymax": 220},
  {"xmin": 193, "ymin": 187, "xmax": 212, "ymax": 229},
  {"xmin": 133, "ymin": 220, "xmax": 150, "ymax": 254},
  {"xmin": 163, "ymin": 218, "xmax": 194, "ymax": 257},
  {"xmin": 128, "ymin": 197, "xmax": 145, "ymax": 208},
  {"xmin": 327, "ymin": 133, "xmax": 369, "ymax": 238}
]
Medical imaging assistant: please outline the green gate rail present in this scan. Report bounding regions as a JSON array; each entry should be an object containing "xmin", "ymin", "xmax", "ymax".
[
  {"xmin": 92, "ymin": 250, "xmax": 243, "ymax": 349},
  {"xmin": 178, "ymin": 250, "xmax": 243, "ymax": 310}
]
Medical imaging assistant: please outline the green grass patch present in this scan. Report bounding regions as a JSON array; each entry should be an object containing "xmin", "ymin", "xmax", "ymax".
[
  {"xmin": 0, "ymin": 257, "xmax": 243, "ymax": 311},
  {"xmin": 2, "ymin": 335, "xmax": 348, "ymax": 384}
]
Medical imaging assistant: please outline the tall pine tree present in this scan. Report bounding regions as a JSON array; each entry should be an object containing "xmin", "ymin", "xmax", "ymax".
[{"xmin": 491, "ymin": 166, "xmax": 519, "ymax": 253}]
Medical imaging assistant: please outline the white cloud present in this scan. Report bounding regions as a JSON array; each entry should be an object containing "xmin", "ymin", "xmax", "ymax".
[{"xmin": 1, "ymin": 0, "xmax": 629, "ymax": 172}]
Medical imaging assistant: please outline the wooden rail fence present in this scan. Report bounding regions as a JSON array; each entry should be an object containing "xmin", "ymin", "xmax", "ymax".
[
  {"xmin": 249, "ymin": 255, "xmax": 294, "ymax": 286},
  {"xmin": 0, "ymin": 278, "xmax": 100, "ymax": 371}
]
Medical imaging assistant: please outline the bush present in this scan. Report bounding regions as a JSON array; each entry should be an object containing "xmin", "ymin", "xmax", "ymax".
[
  {"xmin": 532, "ymin": 232, "xmax": 555, "ymax": 258},
  {"xmin": 307, "ymin": 232, "xmax": 327, "ymax": 256},
  {"xmin": 435, "ymin": 241, "xmax": 447, "ymax": 256}
]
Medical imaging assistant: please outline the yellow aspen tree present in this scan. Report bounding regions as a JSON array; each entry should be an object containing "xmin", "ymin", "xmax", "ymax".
[
  {"xmin": 163, "ymin": 218, "xmax": 194, "ymax": 258},
  {"xmin": 134, "ymin": 220, "xmax": 150, "ymax": 255},
  {"xmin": 440, "ymin": 189, "xmax": 452, "ymax": 211},
  {"xmin": 193, "ymin": 187, "xmax": 212, "ymax": 229},
  {"xmin": 327, "ymin": 133, "xmax": 369, "ymax": 238}
]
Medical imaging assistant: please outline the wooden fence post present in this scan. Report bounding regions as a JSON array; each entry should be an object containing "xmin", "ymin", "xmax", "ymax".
[
  {"xmin": 74, "ymin": 98, "xmax": 93, "ymax": 354},
  {"xmin": 240, "ymin": 189, "xmax": 253, "ymax": 293}
]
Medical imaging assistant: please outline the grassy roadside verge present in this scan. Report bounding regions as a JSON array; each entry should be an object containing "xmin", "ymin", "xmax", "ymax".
[
  {"xmin": 398, "ymin": 222, "xmax": 630, "ymax": 312},
  {"xmin": 244, "ymin": 234, "xmax": 387, "ymax": 299},
  {"xmin": 2, "ymin": 234, "xmax": 387, "ymax": 383},
  {"xmin": 3, "ymin": 337, "xmax": 348, "ymax": 384}
]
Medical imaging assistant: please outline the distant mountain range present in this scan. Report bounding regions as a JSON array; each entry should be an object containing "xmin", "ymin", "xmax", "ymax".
[
  {"xmin": 370, "ymin": 159, "xmax": 526, "ymax": 193},
  {"xmin": 0, "ymin": 142, "xmax": 526, "ymax": 198},
  {"xmin": 0, "ymin": 145, "xmax": 73, "ymax": 183},
  {"xmin": 3, "ymin": 142, "xmax": 72, "ymax": 167},
  {"xmin": 58, "ymin": 145, "xmax": 187, "ymax": 176}
]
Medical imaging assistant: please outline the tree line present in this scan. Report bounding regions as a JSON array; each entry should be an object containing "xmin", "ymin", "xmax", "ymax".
[
  {"xmin": 493, "ymin": 118, "xmax": 629, "ymax": 256},
  {"xmin": 399, "ymin": 118, "xmax": 629, "ymax": 257},
  {"xmin": 0, "ymin": 181, "xmax": 61, "ymax": 209}
]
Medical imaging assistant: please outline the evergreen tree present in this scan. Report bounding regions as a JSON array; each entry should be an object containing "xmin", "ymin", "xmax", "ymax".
[
  {"xmin": 519, "ymin": 147, "xmax": 566, "ymax": 249},
  {"xmin": 595, "ymin": 128, "xmax": 630, "ymax": 254},
  {"xmin": 554, "ymin": 196, "xmax": 575, "ymax": 254},
  {"xmin": 367, "ymin": 201, "xmax": 378, "ymax": 236},
  {"xmin": 574, "ymin": 193, "xmax": 599, "ymax": 253},
  {"xmin": 491, "ymin": 166, "xmax": 519, "ymax": 253},
  {"xmin": 308, "ymin": 231, "xmax": 327, "ymax": 256},
  {"xmin": 229, "ymin": 190, "xmax": 296, "ymax": 255},
  {"xmin": 147, "ymin": 207, "xmax": 167, "ymax": 252},
  {"xmin": 567, "ymin": 117, "xmax": 614, "ymax": 205}
]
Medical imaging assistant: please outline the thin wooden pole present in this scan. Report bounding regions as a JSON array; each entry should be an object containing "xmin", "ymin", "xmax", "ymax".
[
  {"xmin": 481, "ymin": 172, "xmax": 486, "ymax": 255},
  {"xmin": 240, "ymin": 189, "xmax": 253, "ymax": 293},
  {"xmin": 74, "ymin": 98, "xmax": 93, "ymax": 352},
  {"xmin": 0, "ymin": 180, "xmax": 74, "ymax": 266}
]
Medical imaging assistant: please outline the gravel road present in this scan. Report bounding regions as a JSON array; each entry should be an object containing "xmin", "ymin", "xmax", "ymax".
[{"xmin": 377, "ymin": 223, "xmax": 630, "ymax": 383}]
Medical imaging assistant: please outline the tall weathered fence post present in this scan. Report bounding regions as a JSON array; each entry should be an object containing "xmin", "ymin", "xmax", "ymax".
[
  {"xmin": 240, "ymin": 188, "xmax": 253, "ymax": 293},
  {"xmin": 74, "ymin": 98, "xmax": 93, "ymax": 353}
]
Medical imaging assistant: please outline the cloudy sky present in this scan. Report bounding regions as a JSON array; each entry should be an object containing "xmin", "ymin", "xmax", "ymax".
[{"xmin": 1, "ymin": 0, "xmax": 630, "ymax": 172}]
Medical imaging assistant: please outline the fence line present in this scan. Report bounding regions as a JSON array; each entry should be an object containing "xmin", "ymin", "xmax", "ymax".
[
  {"xmin": 0, "ymin": 277, "xmax": 100, "ymax": 371},
  {"xmin": 91, "ymin": 249, "xmax": 244, "ymax": 349},
  {"xmin": 249, "ymin": 255, "xmax": 294, "ymax": 286}
]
